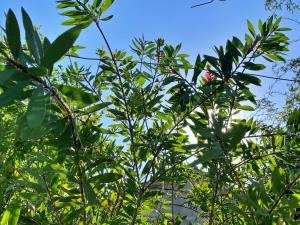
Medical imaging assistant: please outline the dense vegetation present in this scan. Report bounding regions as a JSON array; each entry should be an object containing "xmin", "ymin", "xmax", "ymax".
[{"xmin": 0, "ymin": 1, "xmax": 299, "ymax": 224}]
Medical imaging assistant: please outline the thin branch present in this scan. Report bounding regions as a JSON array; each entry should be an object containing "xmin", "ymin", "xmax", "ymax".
[
  {"xmin": 191, "ymin": 0, "xmax": 226, "ymax": 8},
  {"xmin": 248, "ymin": 73, "xmax": 298, "ymax": 82},
  {"xmin": 76, "ymin": 1, "xmax": 140, "ymax": 183},
  {"xmin": 65, "ymin": 54, "xmax": 299, "ymax": 83},
  {"xmin": 191, "ymin": 0, "xmax": 214, "ymax": 8},
  {"xmin": 4, "ymin": 56, "xmax": 87, "ymax": 225},
  {"xmin": 143, "ymin": 84, "xmax": 225, "ymax": 189}
]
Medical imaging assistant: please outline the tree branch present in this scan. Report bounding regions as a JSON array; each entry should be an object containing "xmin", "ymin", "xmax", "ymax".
[
  {"xmin": 4, "ymin": 56, "xmax": 87, "ymax": 225},
  {"xmin": 191, "ymin": 0, "xmax": 226, "ymax": 8}
]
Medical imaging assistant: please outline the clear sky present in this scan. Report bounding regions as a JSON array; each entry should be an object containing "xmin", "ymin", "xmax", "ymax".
[{"xmin": 1, "ymin": 0, "xmax": 300, "ymax": 108}]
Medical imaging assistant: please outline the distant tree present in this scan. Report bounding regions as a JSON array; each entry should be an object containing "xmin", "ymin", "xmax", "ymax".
[{"xmin": 265, "ymin": 0, "xmax": 300, "ymax": 12}]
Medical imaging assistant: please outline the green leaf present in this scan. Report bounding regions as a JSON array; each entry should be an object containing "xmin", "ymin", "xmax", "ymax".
[
  {"xmin": 0, "ymin": 69, "xmax": 30, "ymax": 85},
  {"xmin": 265, "ymin": 54, "xmax": 286, "ymax": 62},
  {"xmin": 225, "ymin": 122, "xmax": 249, "ymax": 148},
  {"xmin": 237, "ymin": 105, "xmax": 255, "ymax": 111},
  {"xmin": 258, "ymin": 19, "xmax": 263, "ymax": 33},
  {"xmin": 26, "ymin": 87, "xmax": 47, "ymax": 128},
  {"xmin": 58, "ymin": 85, "xmax": 98, "ymax": 105},
  {"xmin": 203, "ymin": 55, "xmax": 219, "ymax": 71},
  {"xmin": 100, "ymin": 0, "xmax": 115, "ymax": 14},
  {"xmin": 90, "ymin": 173, "xmax": 122, "ymax": 184},
  {"xmin": 286, "ymin": 194, "xmax": 300, "ymax": 208},
  {"xmin": 247, "ymin": 20, "xmax": 256, "ymax": 37},
  {"xmin": 81, "ymin": 102, "xmax": 111, "ymax": 114},
  {"xmin": 0, "ymin": 81, "xmax": 30, "ymax": 107},
  {"xmin": 200, "ymin": 142, "xmax": 222, "ymax": 162},
  {"xmin": 245, "ymin": 34, "xmax": 253, "ymax": 45},
  {"xmin": 43, "ymin": 37, "xmax": 51, "ymax": 52},
  {"xmin": 235, "ymin": 73, "xmax": 261, "ymax": 86},
  {"xmin": 277, "ymin": 27, "xmax": 292, "ymax": 31},
  {"xmin": 83, "ymin": 176, "xmax": 97, "ymax": 205},
  {"xmin": 273, "ymin": 17, "xmax": 282, "ymax": 29},
  {"xmin": 42, "ymin": 26, "xmax": 82, "ymax": 70},
  {"xmin": 0, "ymin": 69, "xmax": 17, "ymax": 85},
  {"xmin": 17, "ymin": 112, "xmax": 58, "ymax": 141},
  {"xmin": 108, "ymin": 109, "xmax": 127, "ymax": 120},
  {"xmin": 0, "ymin": 200, "xmax": 21, "ymax": 225},
  {"xmin": 27, "ymin": 67, "xmax": 48, "ymax": 76},
  {"xmin": 271, "ymin": 167, "xmax": 285, "ymax": 194},
  {"xmin": 192, "ymin": 54, "xmax": 203, "ymax": 83},
  {"xmin": 0, "ymin": 209, "xmax": 10, "ymax": 225},
  {"xmin": 243, "ymin": 62, "xmax": 266, "ymax": 71},
  {"xmin": 100, "ymin": 15, "xmax": 114, "ymax": 21},
  {"xmin": 6, "ymin": 9, "xmax": 21, "ymax": 59},
  {"xmin": 22, "ymin": 8, "xmax": 43, "ymax": 64}
]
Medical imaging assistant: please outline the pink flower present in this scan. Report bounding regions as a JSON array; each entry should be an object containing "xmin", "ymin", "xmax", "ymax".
[{"xmin": 203, "ymin": 71, "xmax": 216, "ymax": 82}]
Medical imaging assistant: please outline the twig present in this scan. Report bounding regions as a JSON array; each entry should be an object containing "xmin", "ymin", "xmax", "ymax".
[
  {"xmin": 191, "ymin": 0, "xmax": 215, "ymax": 8},
  {"xmin": 191, "ymin": 0, "xmax": 226, "ymax": 8},
  {"xmin": 65, "ymin": 54, "xmax": 299, "ymax": 83}
]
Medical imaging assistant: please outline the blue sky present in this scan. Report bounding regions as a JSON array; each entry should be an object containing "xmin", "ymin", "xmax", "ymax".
[{"xmin": 1, "ymin": 0, "xmax": 300, "ymax": 107}]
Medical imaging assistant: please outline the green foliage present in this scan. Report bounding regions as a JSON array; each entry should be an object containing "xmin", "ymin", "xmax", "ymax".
[
  {"xmin": 0, "ymin": 200, "xmax": 21, "ymax": 225},
  {"xmin": 5, "ymin": 10, "xmax": 21, "ymax": 60},
  {"xmin": 22, "ymin": 8, "xmax": 43, "ymax": 64},
  {"xmin": 0, "ymin": 2, "xmax": 299, "ymax": 225},
  {"xmin": 26, "ymin": 86, "xmax": 48, "ymax": 128},
  {"xmin": 42, "ymin": 26, "xmax": 82, "ymax": 71}
]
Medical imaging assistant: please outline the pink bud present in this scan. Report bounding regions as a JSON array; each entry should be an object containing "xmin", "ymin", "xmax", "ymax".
[{"xmin": 204, "ymin": 71, "xmax": 216, "ymax": 82}]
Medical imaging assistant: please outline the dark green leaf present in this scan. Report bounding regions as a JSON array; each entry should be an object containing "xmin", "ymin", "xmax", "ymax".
[
  {"xmin": 243, "ymin": 62, "xmax": 266, "ymax": 71},
  {"xmin": 42, "ymin": 26, "xmax": 82, "ymax": 70},
  {"xmin": 81, "ymin": 102, "xmax": 111, "ymax": 114},
  {"xmin": 192, "ymin": 54, "xmax": 203, "ymax": 83},
  {"xmin": 26, "ymin": 87, "xmax": 47, "ymax": 128},
  {"xmin": 6, "ymin": 9, "xmax": 21, "ymax": 59},
  {"xmin": 58, "ymin": 85, "xmax": 98, "ymax": 105},
  {"xmin": 43, "ymin": 37, "xmax": 51, "ymax": 52},
  {"xmin": 0, "ymin": 81, "xmax": 30, "ymax": 107},
  {"xmin": 200, "ymin": 142, "xmax": 222, "ymax": 162},
  {"xmin": 83, "ymin": 176, "xmax": 97, "ymax": 204},
  {"xmin": 235, "ymin": 73, "xmax": 261, "ymax": 86},
  {"xmin": 28, "ymin": 67, "xmax": 48, "ymax": 76},
  {"xmin": 22, "ymin": 8, "xmax": 43, "ymax": 64},
  {"xmin": 90, "ymin": 173, "xmax": 122, "ymax": 184},
  {"xmin": 0, "ymin": 69, "xmax": 17, "ymax": 85},
  {"xmin": 100, "ymin": 15, "xmax": 113, "ymax": 21},
  {"xmin": 271, "ymin": 167, "xmax": 285, "ymax": 194}
]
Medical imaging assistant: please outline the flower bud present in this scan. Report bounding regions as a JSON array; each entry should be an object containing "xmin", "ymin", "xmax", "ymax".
[{"xmin": 203, "ymin": 71, "xmax": 216, "ymax": 82}]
